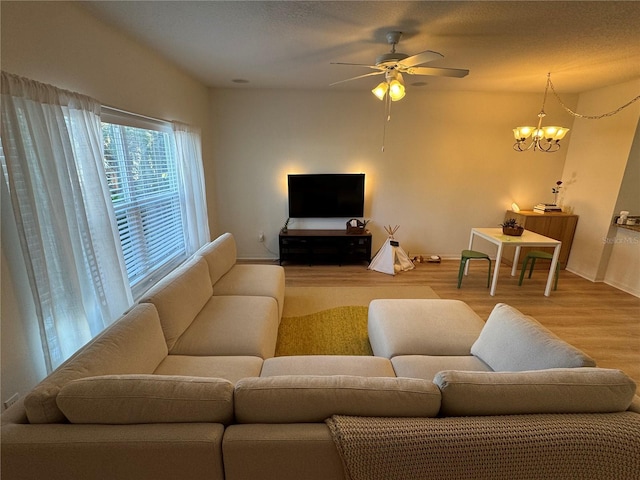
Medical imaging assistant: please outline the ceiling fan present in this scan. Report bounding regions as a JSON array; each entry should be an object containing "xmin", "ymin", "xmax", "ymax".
[{"xmin": 331, "ymin": 31, "xmax": 469, "ymax": 101}]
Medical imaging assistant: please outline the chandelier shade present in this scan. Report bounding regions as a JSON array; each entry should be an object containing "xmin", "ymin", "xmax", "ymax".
[{"xmin": 540, "ymin": 126, "xmax": 569, "ymax": 141}]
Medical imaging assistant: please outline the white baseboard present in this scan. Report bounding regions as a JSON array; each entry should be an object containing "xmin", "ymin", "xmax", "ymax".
[
  {"xmin": 565, "ymin": 267, "xmax": 640, "ymax": 298},
  {"xmin": 604, "ymin": 279, "xmax": 640, "ymax": 298},
  {"xmin": 237, "ymin": 255, "xmax": 278, "ymax": 261},
  {"xmin": 565, "ymin": 266, "xmax": 598, "ymax": 283}
]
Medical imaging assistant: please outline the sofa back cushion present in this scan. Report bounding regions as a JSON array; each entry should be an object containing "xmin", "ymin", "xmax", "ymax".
[
  {"xmin": 196, "ymin": 233, "xmax": 237, "ymax": 285},
  {"xmin": 471, "ymin": 303, "xmax": 595, "ymax": 371},
  {"xmin": 434, "ymin": 368, "xmax": 636, "ymax": 416},
  {"xmin": 57, "ymin": 375, "xmax": 234, "ymax": 425},
  {"xmin": 234, "ymin": 375, "xmax": 441, "ymax": 423},
  {"xmin": 24, "ymin": 304, "xmax": 167, "ymax": 424},
  {"xmin": 139, "ymin": 256, "xmax": 213, "ymax": 350}
]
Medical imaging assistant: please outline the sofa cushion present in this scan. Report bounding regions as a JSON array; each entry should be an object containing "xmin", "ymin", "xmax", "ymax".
[
  {"xmin": 170, "ymin": 295, "xmax": 279, "ymax": 358},
  {"xmin": 471, "ymin": 303, "xmax": 596, "ymax": 371},
  {"xmin": 154, "ymin": 355, "xmax": 263, "ymax": 384},
  {"xmin": 368, "ymin": 299, "xmax": 486, "ymax": 358},
  {"xmin": 391, "ymin": 355, "xmax": 492, "ymax": 381},
  {"xmin": 212, "ymin": 264, "xmax": 285, "ymax": 319},
  {"xmin": 197, "ymin": 232, "xmax": 237, "ymax": 285},
  {"xmin": 57, "ymin": 375, "xmax": 234, "ymax": 425},
  {"xmin": 434, "ymin": 368, "xmax": 636, "ymax": 416},
  {"xmin": 234, "ymin": 375, "xmax": 441, "ymax": 423},
  {"xmin": 261, "ymin": 355, "xmax": 396, "ymax": 377},
  {"xmin": 139, "ymin": 256, "xmax": 213, "ymax": 351},
  {"xmin": 23, "ymin": 304, "xmax": 167, "ymax": 424}
]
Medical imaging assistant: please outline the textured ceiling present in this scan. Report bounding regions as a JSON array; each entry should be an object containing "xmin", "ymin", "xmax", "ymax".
[{"xmin": 81, "ymin": 1, "xmax": 640, "ymax": 94}]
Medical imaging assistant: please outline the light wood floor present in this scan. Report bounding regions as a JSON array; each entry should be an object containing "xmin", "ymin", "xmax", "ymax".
[{"xmin": 260, "ymin": 259, "xmax": 640, "ymax": 383}]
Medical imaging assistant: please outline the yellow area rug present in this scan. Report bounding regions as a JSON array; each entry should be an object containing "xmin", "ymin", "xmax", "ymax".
[
  {"xmin": 276, "ymin": 305, "xmax": 372, "ymax": 356},
  {"xmin": 276, "ymin": 286, "xmax": 439, "ymax": 356}
]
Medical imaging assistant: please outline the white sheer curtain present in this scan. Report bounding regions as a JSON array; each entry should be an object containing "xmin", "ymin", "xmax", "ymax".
[
  {"xmin": 1, "ymin": 72, "xmax": 133, "ymax": 372},
  {"xmin": 173, "ymin": 121, "xmax": 210, "ymax": 254}
]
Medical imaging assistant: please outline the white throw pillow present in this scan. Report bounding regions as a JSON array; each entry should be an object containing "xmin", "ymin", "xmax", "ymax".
[{"xmin": 471, "ymin": 303, "xmax": 595, "ymax": 371}]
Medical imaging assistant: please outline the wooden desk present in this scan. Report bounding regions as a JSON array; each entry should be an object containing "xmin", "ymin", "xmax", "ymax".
[{"xmin": 468, "ymin": 228, "xmax": 561, "ymax": 296}]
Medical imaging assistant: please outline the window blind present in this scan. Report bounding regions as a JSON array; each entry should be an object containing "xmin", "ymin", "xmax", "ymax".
[{"xmin": 102, "ymin": 118, "xmax": 186, "ymax": 296}]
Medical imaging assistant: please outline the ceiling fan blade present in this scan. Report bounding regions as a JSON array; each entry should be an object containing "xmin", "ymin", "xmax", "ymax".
[
  {"xmin": 331, "ymin": 62, "xmax": 377, "ymax": 67},
  {"xmin": 405, "ymin": 66, "xmax": 469, "ymax": 78},
  {"xmin": 397, "ymin": 50, "xmax": 443, "ymax": 68},
  {"xmin": 330, "ymin": 70, "xmax": 384, "ymax": 86}
]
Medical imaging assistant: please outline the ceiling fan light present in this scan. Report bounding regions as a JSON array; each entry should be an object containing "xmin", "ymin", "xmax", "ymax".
[
  {"xmin": 372, "ymin": 82, "xmax": 388, "ymax": 100},
  {"xmin": 388, "ymin": 80, "xmax": 405, "ymax": 101}
]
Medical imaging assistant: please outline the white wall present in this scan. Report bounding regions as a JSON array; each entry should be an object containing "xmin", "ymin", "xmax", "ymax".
[
  {"xmin": 210, "ymin": 88, "xmax": 573, "ymax": 259},
  {"xmin": 604, "ymin": 117, "xmax": 640, "ymax": 296},
  {"xmin": 560, "ymin": 79, "xmax": 640, "ymax": 285},
  {"xmin": 0, "ymin": 2, "xmax": 210, "ymax": 130},
  {"xmin": 604, "ymin": 228, "xmax": 640, "ymax": 296},
  {"xmin": 0, "ymin": 1, "xmax": 213, "ymax": 405}
]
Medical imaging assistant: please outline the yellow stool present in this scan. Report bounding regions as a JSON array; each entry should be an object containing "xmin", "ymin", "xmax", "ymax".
[
  {"xmin": 458, "ymin": 250, "xmax": 491, "ymax": 288},
  {"xmin": 518, "ymin": 250, "xmax": 559, "ymax": 291}
]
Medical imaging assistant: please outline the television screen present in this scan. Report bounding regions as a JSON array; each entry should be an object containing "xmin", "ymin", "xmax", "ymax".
[{"xmin": 288, "ymin": 173, "xmax": 365, "ymax": 218}]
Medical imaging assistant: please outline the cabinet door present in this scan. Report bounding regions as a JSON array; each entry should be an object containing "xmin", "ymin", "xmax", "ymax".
[{"xmin": 522, "ymin": 215, "xmax": 551, "ymax": 236}]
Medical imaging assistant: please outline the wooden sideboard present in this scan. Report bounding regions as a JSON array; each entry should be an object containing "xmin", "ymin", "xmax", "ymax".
[{"xmin": 502, "ymin": 210, "xmax": 579, "ymax": 269}]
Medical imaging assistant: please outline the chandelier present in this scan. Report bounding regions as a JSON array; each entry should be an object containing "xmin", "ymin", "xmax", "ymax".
[{"xmin": 513, "ymin": 74, "xmax": 569, "ymax": 153}]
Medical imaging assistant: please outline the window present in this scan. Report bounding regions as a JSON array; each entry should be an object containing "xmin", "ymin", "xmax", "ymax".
[{"xmin": 101, "ymin": 111, "xmax": 187, "ymax": 296}]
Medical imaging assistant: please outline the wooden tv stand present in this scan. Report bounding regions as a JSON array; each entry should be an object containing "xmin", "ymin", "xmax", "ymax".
[{"xmin": 278, "ymin": 229, "xmax": 372, "ymax": 266}]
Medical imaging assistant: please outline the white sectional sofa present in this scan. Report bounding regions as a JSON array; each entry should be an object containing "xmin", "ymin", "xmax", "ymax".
[
  {"xmin": 222, "ymin": 301, "xmax": 639, "ymax": 480},
  {"xmin": 2, "ymin": 233, "xmax": 639, "ymax": 480}
]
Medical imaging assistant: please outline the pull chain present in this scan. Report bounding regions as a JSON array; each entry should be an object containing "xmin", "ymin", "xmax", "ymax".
[{"xmin": 381, "ymin": 93, "xmax": 392, "ymax": 152}]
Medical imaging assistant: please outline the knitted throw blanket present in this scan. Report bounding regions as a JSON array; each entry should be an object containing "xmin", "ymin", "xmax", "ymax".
[{"xmin": 326, "ymin": 413, "xmax": 640, "ymax": 480}]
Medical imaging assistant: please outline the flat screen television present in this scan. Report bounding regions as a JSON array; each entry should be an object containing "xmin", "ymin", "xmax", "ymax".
[{"xmin": 288, "ymin": 173, "xmax": 365, "ymax": 218}]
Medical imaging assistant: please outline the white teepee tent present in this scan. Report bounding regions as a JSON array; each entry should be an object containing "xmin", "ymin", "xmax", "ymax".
[{"xmin": 368, "ymin": 225, "xmax": 415, "ymax": 275}]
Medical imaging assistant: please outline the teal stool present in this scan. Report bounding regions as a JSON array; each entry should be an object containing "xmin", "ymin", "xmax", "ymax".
[
  {"xmin": 518, "ymin": 250, "xmax": 559, "ymax": 291},
  {"xmin": 458, "ymin": 250, "xmax": 491, "ymax": 288}
]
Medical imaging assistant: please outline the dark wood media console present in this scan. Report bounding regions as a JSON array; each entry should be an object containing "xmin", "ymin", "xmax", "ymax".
[{"xmin": 279, "ymin": 229, "xmax": 372, "ymax": 266}]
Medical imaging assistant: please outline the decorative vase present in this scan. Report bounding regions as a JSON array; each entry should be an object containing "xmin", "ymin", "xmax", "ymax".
[{"xmin": 503, "ymin": 226, "xmax": 524, "ymax": 236}]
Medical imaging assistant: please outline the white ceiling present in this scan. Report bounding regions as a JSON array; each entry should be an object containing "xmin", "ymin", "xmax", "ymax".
[{"xmin": 81, "ymin": 1, "xmax": 640, "ymax": 94}]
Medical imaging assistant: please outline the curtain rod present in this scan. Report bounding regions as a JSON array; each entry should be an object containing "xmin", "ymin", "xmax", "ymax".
[{"xmin": 102, "ymin": 105, "xmax": 174, "ymax": 125}]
